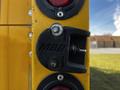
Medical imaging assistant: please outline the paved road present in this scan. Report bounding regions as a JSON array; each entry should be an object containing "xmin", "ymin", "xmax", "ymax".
[{"xmin": 90, "ymin": 48, "xmax": 120, "ymax": 54}]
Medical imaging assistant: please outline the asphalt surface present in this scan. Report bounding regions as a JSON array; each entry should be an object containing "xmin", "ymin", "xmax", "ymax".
[{"xmin": 90, "ymin": 48, "xmax": 120, "ymax": 54}]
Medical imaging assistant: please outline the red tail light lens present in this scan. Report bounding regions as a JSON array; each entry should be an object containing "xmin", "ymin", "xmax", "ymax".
[
  {"xmin": 48, "ymin": 0, "xmax": 71, "ymax": 7},
  {"xmin": 51, "ymin": 85, "xmax": 70, "ymax": 90}
]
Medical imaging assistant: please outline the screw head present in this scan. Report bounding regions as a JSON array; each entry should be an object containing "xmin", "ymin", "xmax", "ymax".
[
  {"xmin": 29, "ymin": 51, "xmax": 32, "ymax": 57},
  {"xmin": 28, "ymin": 32, "xmax": 33, "ymax": 40},
  {"xmin": 28, "ymin": 9, "xmax": 32, "ymax": 16},
  {"xmin": 51, "ymin": 23, "xmax": 63, "ymax": 36},
  {"xmin": 57, "ymin": 74, "xmax": 64, "ymax": 81},
  {"xmin": 57, "ymin": 11, "xmax": 64, "ymax": 17},
  {"xmin": 50, "ymin": 62, "xmax": 57, "ymax": 68}
]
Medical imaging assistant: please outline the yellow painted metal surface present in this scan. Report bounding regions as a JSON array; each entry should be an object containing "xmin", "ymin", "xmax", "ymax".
[
  {"xmin": 8, "ymin": 0, "xmax": 31, "ymax": 24},
  {"xmin": 0, "ymin": 0, "xmax": 32, "ymax": 89},
  {"xmin": 0, "ymin": 26, "xmax": 31, "ymax": 90},
  {"xmin": 0, "ymin": 0, "xmax": 8, "ymax": 24},
  {"xmin": 8, "ymin": 27, "xmax": 31, "ymax": 90},
  {"xmin": 32, "ymin": 0, "xmax": 89, "ymax": 90},
  {"xmin": 0, "ymin": 0, "xmax": 31, "ymax": 24},
  {"xmin": 0, "ymin": 27, "xmax": 9, "ymax": 90}
]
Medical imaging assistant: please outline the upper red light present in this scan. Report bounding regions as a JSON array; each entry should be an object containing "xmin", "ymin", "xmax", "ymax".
[
  {"xmin": 51, "ymin": 85, "xmax": 70, "ymax": 90},
  {"xmin": 48, "ymin": 0, "xmax": 71, "ymax": 7}
]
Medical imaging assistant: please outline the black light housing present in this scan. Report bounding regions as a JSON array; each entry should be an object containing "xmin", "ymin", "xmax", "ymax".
[
  {"xmin": 36, "ymin": 26, "xmax": 90, "ymax": 73},
  {"xmin": 36, "ymin": 0, "xmax": 84, "ymax": 19},
  {"xmin": 37, "ymin": 73, "xmax": 84, "ymax": 90}
]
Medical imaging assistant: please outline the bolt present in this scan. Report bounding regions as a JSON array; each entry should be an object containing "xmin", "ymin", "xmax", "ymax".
[
  {"xmin": 28, "ymin": 32, "xmax": 33, "ymax": 40},
  {"xmin": 29, "ymin": 51, "xmax": 32, "ymax": 58},
  {"xmin": 57, "ymin": 11, "xmax": 64, "ymax": 17},
  {"xmin": 57, "ymin": 74, "xmax": 64, "ymax": 81},
  {"xmin": 28, "ymin": 9, "xmax": 32, "ymax": 16},
  {"xmin": 51, "ymin": 23, "xmax": 63, "ymax": 36},
  {"xmin": 50, "ymin": 62, "xmax": 57, "ymax": 68},
  {"xmin": 79, "ymin": 48, "xmax": 87, "ymax": 52}
]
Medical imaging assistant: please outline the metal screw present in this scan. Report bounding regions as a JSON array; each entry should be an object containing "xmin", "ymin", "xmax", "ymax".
[
  {"xmin": 51, "ymin": 23, "xmax": 63, "ymax": 36},
  {"xmin": 50, "ymin": 62, "xmax": 57, "ymax": 68},
  {"xmin": 28, "ymin": 9, "xmax": 32, "ymax": 16},
  {"xmin": 28, "ymin": 32, "xmax": 33, "ymax": 40},
  {"xmin": 57, "ymin": 11, "xmax": 64, "ymax": 17},
  {"xmin": 29, "ymin": 51, "xmax": 32, "ymax": 58},
  {"xmin": 71, "ymin": 45, "xmax": 87, "ymax": 53},
  {"xmin": 57, "ymin": 74, "xmax": 64, "ymax": 81}
]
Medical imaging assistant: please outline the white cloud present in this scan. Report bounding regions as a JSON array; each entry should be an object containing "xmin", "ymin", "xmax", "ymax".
[{"xmin": 112, "ymin": 3, "xmax": 120, "ymax": 36}]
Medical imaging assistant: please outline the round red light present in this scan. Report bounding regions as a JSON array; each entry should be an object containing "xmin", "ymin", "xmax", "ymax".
[
  {"xmin": 48, "ymin": 0, "xmax": 71, "ymax": 7},
  {"xmin": 51, "ymin": 85, "xmax": 70, "ymax": 90}
]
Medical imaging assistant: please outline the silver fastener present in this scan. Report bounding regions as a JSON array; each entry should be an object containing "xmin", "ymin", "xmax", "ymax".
[
  {"xmin": 29, "ymin": 51, "xmax": 32, "ymax": 58},
  {"xmin": 57, "ymin": 11, "xmax": 64, "ymax": 17},
  {"xmin": 50, "ymin": 62, "xmax": 57, "ymax": 68},
  {"xmin": 57, "ymin": 74, "xmax": 64, "ymax": 81},
  {"xmin": 28, "ymin": 32, "xmax": 33, "ymax": 40},
  {"xmin": 51, "ymin": 23, "xmax": 63, "ymax": 36},
  {"xmin": 28, "ymin": 9, "xmax": 32, "ymax": 16}
]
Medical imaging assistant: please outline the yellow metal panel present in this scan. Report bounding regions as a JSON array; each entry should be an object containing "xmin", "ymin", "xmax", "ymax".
[
  {"xmin": 32, "ymin": 0, "xmax": 89, "ymax": 90},
  {"xmin": 0, "ymin": 26, "xmax": 9, "ymax": 90},
  {"xmin": 0, "ymin": 0, "xmax": 8, "ymax": 24},
  {"xmin": 8, "ymin": 26, "xmax": 31, "ymax": 90},
  {"xmin": 8, "ymin": 0, "xmax": 31, "ymax": 24},
  {"xmin": 0, "ymin": 26, "xmax": 31, "ymax": 90}
]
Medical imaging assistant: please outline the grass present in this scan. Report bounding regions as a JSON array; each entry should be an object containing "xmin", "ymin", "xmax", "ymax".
[{"xmin": 90, "ymin": 54, "xmax": 120, "ymax": 90}]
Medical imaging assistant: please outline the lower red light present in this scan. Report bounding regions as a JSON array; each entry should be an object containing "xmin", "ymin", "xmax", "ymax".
[
  {"xmin": 51, "ymin": 85, "xmax": 70, "ymax": 90},
  {"xmin": 48, "ymin": 0, "xmax": 71, "ymax": 7}
]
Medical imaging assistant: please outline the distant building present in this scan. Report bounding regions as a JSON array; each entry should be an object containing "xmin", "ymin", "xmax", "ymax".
[
  {"xmin": 90, "ymin": 36, "xmax": 120, "ymax": 48},
  {"xmin": 104, "ymin": 36, "xmax": 113, "ymax": 48},
  {"xmin": 112, "ymin": 37, "xmax": 120, "ymax": 48}
]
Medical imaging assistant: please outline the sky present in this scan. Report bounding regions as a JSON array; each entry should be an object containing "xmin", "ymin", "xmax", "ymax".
[{"xmin": 90, "ymin": 0, "xmax": 120, "ymax": 35}]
